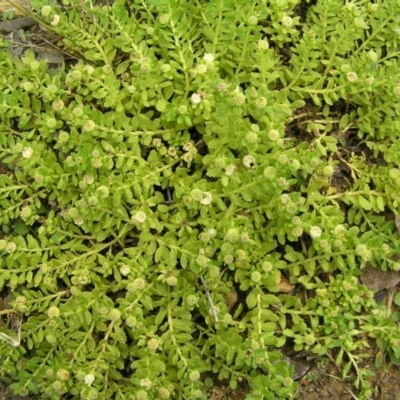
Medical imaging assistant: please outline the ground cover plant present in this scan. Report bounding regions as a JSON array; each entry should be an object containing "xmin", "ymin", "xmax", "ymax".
[{"xmin": 1, "ymin": 0, "xmax": 400, "ymax": 399}]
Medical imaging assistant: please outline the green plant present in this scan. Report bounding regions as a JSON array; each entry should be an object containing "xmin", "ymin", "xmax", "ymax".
[{"xmin": 1, "ymin": 0, "xmax": 400, "ymax": 399}]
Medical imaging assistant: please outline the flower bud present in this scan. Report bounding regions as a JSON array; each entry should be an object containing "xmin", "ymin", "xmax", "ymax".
[
  {"xmin": 225, "ymin": 228, "xmax": 240, "ymax": 243},
  {"xmin": 108, "ymin": 308, "xmax": 121, "ymax": 322},
  {"xmin": 57, "ymin": 369, "xmax": 69, "ymax": 382},
  {"xmin": 147, "ymin": 338, "xmax": 159, "ymax": 350},
  {"xmin": 47, "ymin": 306, "xmax": 60, "ymax": 318}
]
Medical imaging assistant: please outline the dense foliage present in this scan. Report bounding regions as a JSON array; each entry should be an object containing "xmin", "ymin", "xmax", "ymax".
[{"xmin": 1, "ymin": 0, "xmax": 400, "ymax": 399}]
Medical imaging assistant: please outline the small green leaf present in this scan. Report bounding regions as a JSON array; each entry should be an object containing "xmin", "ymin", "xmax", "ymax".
[
  {"xmin": 156, "ymin": 98, "xmax": 167, "ymax": 112},
  {"xmin": 14, "ymin": 224, "xmax": 29, "ymax": 235},
  {"xmin": 358, "ymin": 196, "xmax": 372, "ymax": 210}
]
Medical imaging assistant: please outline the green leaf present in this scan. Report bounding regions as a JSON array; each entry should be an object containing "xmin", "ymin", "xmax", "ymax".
[
  {"xmin": 358, "ymin": 196, "xmax": 372, "ymax": 210},
  {"xmin": 156, "ymin": 98, "xmax": 167, "ymax": 112},
  {"xmin": 14, "ymin": 224, "xmax": 29, "ymax": 235}
]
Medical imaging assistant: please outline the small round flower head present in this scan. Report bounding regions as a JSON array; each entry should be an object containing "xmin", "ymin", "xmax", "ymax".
[
  {"xmin": 236, "ymin": 249, "xmax": 246, "ymax": 261},
  {"xmin": 304, "ymin": 334, "xmax": 315, "ymax": 346},
  {"xmin": 140, "ymin": 378, "xmax": 152, "ymax": 390},
  {"xmin": 365, "ymin": 77, "xmax": 375, "ymax": 86},
  {"xmin": 52, "ymin": 381, "xmax": 62, "ymax": 392},
  {"xmin": 72, "ymin": 106, "xmax": 84, "ymax": 117},
  {"xmin": 161, "ymin": 63, "xmax": 171, "ymax": 73},
  {"xmin": 289, "ymin": 159, "xmax": 300, "ymax": 170},
  {"xmin": 22, "ymin": 147, "xmax": 33, "ymax": 159},
  {"xmin": 255, "ymin": 97, "xmax": 267, "ymax": 109},
  {"xmin": 209, "ymin": 266, "xmax": 220, "ymax": 278},
  {"xmin": 127, "ymin": 84, "xmax": 136, "ymax": 94},
  {"xmin": 140, "ymin": 64, "xmax": 151, "ymax": 74},
  {"xmin": 245, "ymin": 131, "xmax": 258, "ymax": 144},
  {"xmin": 119, "ymin": 265, "xmax": 130, "ymax": 276},
  {"xmin": 346, "ymin": 71, "xmax": 358, "ymax": 82},
  {"xmin": 319, "ymin": 239, "xmax": 329, "ymax": 248},
  {"xmin": 186, "ymin": 294, "xmax": 198, "ymax": 306},
  {"xmin": 355, "ymin": 244, "xmax": 372, "ymax": 261},
  {"xmin": 367, "ymin": 51, "xmax": 378, "ymax": 62},
  {"xmin": 20, "ymin": 206, "xmax": 32, "ymax": 220},
  {"xmin": 353, "ymin": 17, "xmax": 366, "ymax": 28},
  {"xmin": 189, "ymin": 370, "xmax": 201, "ymax": 382},
  {"xmin": 282, "ymin": 16, "xmax": 293, "ymax": 27},
  {"xmin": 249, "ymin": 124, "xmax": 259, "ymax": 133},
  {"xmin": 333, "ymin": 224, "xmax": 346, "ymax": 237},
  {"xmin": 183, "ymin": 153, "xmax": 193, "ymax": 163},
  {"xmin": 221, "ymin": 242, "xmax": 234, "ymax": 254},
  {"xmin": 50, "ymin": 14, "xmax": 60, "ymax": 26},
  {"xmin": 389, "ymin": 168, "xmax": 400, "ymax": 179},
  {"xmin": 369, "ymin": 3, "xmax": 378, "ymax": 12},
  {"xmin": 231, "ymin": 92, "xmax": 246, "ymax": 106},
  {"xmin": 84, "ymin": 175, "xmax": 94, "ymax": 185},
  {"xmin": 15, "ymin": 295, "xmax": 27, "ymax": 307},
  {"xmin": 191, "ymin": 188, "xmax": 203, "ymax": 201},
  {"xmin": 251, "ymin": 271, "xmax": 262, "ymax": 283},
  {"xmin": 224, "ymin": 254, "xmax": 234, "ymax": 264},
  {"xmin": 268, "ymin": 129, "xmax": 280, "ymax": 141},
  {"xmin": 83, "ymin": 120, "xmax": 96, "ymax": 132},
  {"xmin": 84, "ymin": 374, "xmax": 95, "ymax": 386},
  {"xmin": 340, "ymin": 63, "xmax": 351, "ymax": 73},
  {"xmin": 86, "ymin": 389, "xmax": 98, "ymax": 400},
  {"xmin": 57, "ymin": 369, "xmax": 69, "ymax": 382},
  {"xmin": 190, "ymin": 93, "xmax": 202, "ymax": 104},
  {"xmin": 46, "ymin": 334, "xmax": 57, "ymax": 344},
  {"xmin": 243, "ymin": 155, "xmax": 256, "ymax": 168},
  {"xmin": 292, "ymin": 226, "xmax": 303, "ymax": 237},
  {"xmin": 203, "ymin": 53, "xmax": 214, "ymax": 63},
  {"xmin": 178, "ymin": 105, "xmax": 187, "ymax": 115},
  {"xmin": 196, "ymin": 254, "xmax": 208, "ymax": 266},
  {"xmin": 5, "ymin": 241, "xmax": 16, "ymax": 254},
  {"xmin": 166, "ymin": 275, "xmax": 178, "ymax": 286},
  {"xmin": 226, "ymin": 228, "xmax": 240, "ymax": 243},
  {"xmin": 309, "ymin": 226, "xmax": 322, "ymax": 238},
  {"xmin": 108, "ymin": 308, "xmax": 121, "ymax": 322},
  {"xmin": 225, "ymin": 165, "xmax": 236, "ymax": 176},
  {"xmin": 283, "ymin": 377, "xmax": 293, "ymax": 388},
  {"xmin": 291, "ymin": 216, "xmax": 302, "ymax": 226},
  {"xmin": 91, "ymin": 149, "xmax": 100, "ymax": 158},
  {"xmin": 47, "ymin": 306, "xmax": 60, "ymax": 318},
  {"xmin": 91, "ymin": 158, "xmax": 102, "ymax": 169},
  {"xmin": 280, "ymin": 194, "xmax": 290, "ymax": 204},
  {"xmin": 393, "ymin": 86, "xmax": 400, "ymax": 97},
  {"xmin": 22, "ymin": 82, "xmax": 34, "ymax": 92},
  {"xmin": 133, "ymin": 278, "xmax": 146, "ymax": 290},
  {"xmin": 257, "ymin": 38, "xmax": 269, "ymax": 51},
  {"xmin": 59, "ymin": 131, "xmax": 69, "ymax": 142},
  {"xmin": 196, "ymin": 64, "xmax": 207, "ymax": 74},
  {"xmin": 167, "ymin": 147, "xmax": 177, "ymax": 157},
  {"xmin": 125, "ymin": 316, "xmax": 137, "ymax": 327},
  {"xmin": 77, "ymin": 274, "xmax": 88, "ymax": 284},
  {"xmin": 263, "ymin": 166, "xmax": 277, "ymax": 179},
  {"xmin": 334, "ymin": 239, "xmax": 343, "ymax": 248},
  {"xmin": 158, "ymin": 388, "xmax": 170, "ymax": 399},
  {"xmin": 248, "ymin": 15, "xmax": 258, "ymax": 25},
  {"xmin": 200, "ymin": 192, "xmax": 212, "ymax": 205},
  {"xmin": 131, "ymin": 211, "xmax": 147, "ymax": 224},
  {"xmin": 41, "ymin": 5, "xmax": 52, "ymax": 16},
  {"xmin": 322, "ymin": 165, "xmax": 334, "ymax": 177},
  {"xmin": 159, "ymin": 13, "xmax": 170, "ymax": 24},
  {"xmin": 277, "ymin": 177, "xmax": 288, "ymax": 188},
  {"xmin": 147, "ymin": 338, "xmax": 159, "ymax": 350},
  {"xmin": 29, "ymin": 60, "xmax": 40, "ymax": 71},
  {"xmin": 278, "ymin": 154, "xmax": 288, "ymax": 165},
  {"xmin": 96, "ymin": 186, "xmax": 109, "ymax": 199},
  {"xmin": 241, "ymin": 231, "xmax": 250, "ymax": 243}
]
